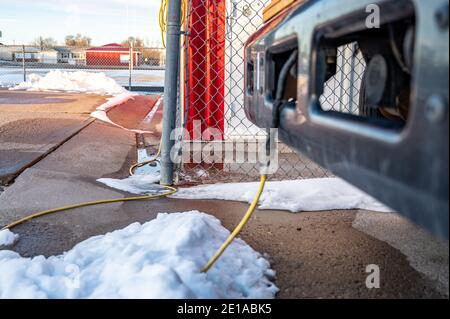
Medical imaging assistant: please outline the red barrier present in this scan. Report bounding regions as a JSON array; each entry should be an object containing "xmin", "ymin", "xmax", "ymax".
[{"xmin": 185, "ymin": 0, "xmax": 226, "ymax": 141}]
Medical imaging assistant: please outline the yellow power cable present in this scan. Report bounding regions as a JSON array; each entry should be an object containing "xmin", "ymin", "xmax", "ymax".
[
  {"xmin": 202, "ymin": 175, "xmax": 267, "ymax": 272},
  {"xmin": 1, "ymin": 186, "xmax": 177, "ymax": 231},
  {"xmin": 2, "ymin": 140, "xmax": 267, "ymax": 273},
  {"xmin": 159, "ymin": 0, "xmax": 168, "ymax": 48},
  {"xmin": 129, "ymin": 144, "xmax": 161, "ymax": 176},
  {"xmin": 159, "ymin": 0, "xmax": 187, "ymax": 48}
]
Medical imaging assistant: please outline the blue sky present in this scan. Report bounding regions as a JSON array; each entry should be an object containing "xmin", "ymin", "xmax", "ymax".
[{"xmin": 0, "ymin": 0, "xmax": 162, "ymax": 46}]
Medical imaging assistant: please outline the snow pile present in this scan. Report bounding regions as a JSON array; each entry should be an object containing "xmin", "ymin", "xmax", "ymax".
[
  {"xmin": 0, "ymin": 229, "xmax": 19, "ymax": 246},
  {"xmin": 10, "ymin": 70, "xmax": 127, "ymax": 95},
  {"xmin": 6, "ymin": 69, "xmax": 157, "ymax": 133},
  {"xmin": 98, "ymin": 172, "xmax": 161, "ymax": 195},
  {"xmin": 173, "ymin": 178, "xmax": 393, "ymax": 213},
  {"xmin": 8, "ymin": 70, "xmax": 143, "ymax": 131},
  {"xmin": 0, "ymin": 211, "xmax": 278, "ymax": 299}
]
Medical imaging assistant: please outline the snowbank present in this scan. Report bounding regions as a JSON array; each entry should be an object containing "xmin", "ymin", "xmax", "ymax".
[
  {"xmin": 0, "ymin": 211, "xmax": 277, "ymax": 299},
  {"xmin": 0, "ymin": 68, "xmax": 165, "ymax": 88},
  {"xmin": 0, "ymin": 229, "xmax": 18, "ymax": 246},
  {"xmin": 7, "ymin": 69, "xmax": 158, "ymax": 133},
  {"xmin": 10, "ymin": 70, "xmax": 127, "ymax": 95},
  {"xmin": 8, "ymin": 70, "xmax": 150, "ymax": 132}
]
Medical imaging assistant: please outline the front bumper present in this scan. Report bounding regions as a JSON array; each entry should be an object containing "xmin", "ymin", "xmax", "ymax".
[{"xmin": 244, "ymin": 0, "xmax": 449, "ymax": 237}]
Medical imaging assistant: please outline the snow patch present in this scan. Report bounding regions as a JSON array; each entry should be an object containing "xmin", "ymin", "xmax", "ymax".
[
  {"xmin": 173, "ymin": 178, "xmax": 393, "ymax": 213},
  {"xmin": 98, "ymin": 173, "xmax": 161, "ymax": 195},
  {"xmin": 97, "ymin": 176, "xmax": 392, "ymax": 213},
  {"xmin": 0, "ymin": 211, "xmax": 278, "ymax": 299},
  {"xmin": 0, "ymin": 229, "xmax": 19, "ymax": 246},
  {"xmin": 10, "ymin": 70, "xmax": 127, "ymax": 95}
]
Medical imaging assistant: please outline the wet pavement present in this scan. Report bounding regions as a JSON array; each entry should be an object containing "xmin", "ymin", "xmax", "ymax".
[
  {"xmin": 0, "ymin": 89, "xmax": 105, "ymax": 184},
  {"xmin": 0, "ymin": 89, "xmax": 448, "ymax": 299},
  {"xmin": 1, "ymin": 118, "xmax": 447, "ymax": 298}
]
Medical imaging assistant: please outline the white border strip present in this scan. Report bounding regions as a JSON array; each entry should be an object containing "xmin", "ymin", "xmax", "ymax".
[{"xmin": 90, "ymin": 93, "xmax": 155, "ymax": 134}]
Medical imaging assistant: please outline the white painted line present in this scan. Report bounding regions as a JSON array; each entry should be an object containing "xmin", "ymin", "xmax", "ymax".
[{"xmin": 143, "ymin": 95, "xmax": 163, "ymax": 124}]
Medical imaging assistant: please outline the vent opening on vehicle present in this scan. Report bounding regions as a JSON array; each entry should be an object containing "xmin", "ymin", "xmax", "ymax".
[
  {"xmin": 266, "ymin": 44, "xmax": 298, "ymax": 103},
  {"xmin": 246, "ymin": 60, "xmax": 255, "ymax": 96},
  {"xmin": 314, "ymin": 0, "xmax": 416, "ymax": 131}
]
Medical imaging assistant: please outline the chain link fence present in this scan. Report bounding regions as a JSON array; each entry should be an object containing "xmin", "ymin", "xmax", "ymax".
[
  {"xmin": 0, "ymin": 44, "xmax": 165, "ymax": 91},
  {"xmin": 320, "ymin": 43, "xmax": 367, "ymax": 115},
  {"xmin": 176, "ymin": 0, "xmax": 366, "ymax": 184},
  {"xmin": 0, "ymin": 1, "xmax": 366, "ymax": 185}
]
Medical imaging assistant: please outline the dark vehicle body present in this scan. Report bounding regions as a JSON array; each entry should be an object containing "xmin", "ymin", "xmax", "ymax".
[{"xmin": 244, "ymin": 0, "xmax": 449, "ymax": 237}]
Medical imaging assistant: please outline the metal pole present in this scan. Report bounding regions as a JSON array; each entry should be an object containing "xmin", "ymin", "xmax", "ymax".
[
  {"xmin": 22, "ymin": 45, "xmax": 26, "ymax": 82},
  {"xmin": 160, "ymin": 0, "xmax": 182, "ymax": 185},
  {"xmin": 129, "ymin": 42, "xmax": 133, "ymax": 90}
]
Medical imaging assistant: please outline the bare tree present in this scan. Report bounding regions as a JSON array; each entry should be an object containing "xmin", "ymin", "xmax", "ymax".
[
  {"xmin": 31, "ymin": 36, "xmax": 57, "ymax": 49},
  {"xmin": 121, "ymin": 37, "xmax": 145, "ymax": 48},
  {"xmin": 65, "ymin": 34, "xmax": 92, "ymax": 47}
]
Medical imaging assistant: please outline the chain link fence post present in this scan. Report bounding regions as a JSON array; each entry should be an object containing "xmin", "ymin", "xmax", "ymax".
[
  {"xmin": 22, "ymin": 45, "xmax": 26, "ymax": 82},
  {"xmin": 128, "ymin": 42, "xmax": 133, "ymax": 91},
  {"xmin": 160, "ymin": 0, "xmax": 182, "ymax": 185}
]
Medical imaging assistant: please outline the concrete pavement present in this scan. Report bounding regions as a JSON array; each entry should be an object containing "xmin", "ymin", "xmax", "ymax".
[
  {"xmin": 353, "ymin": 212, "xmax": 449, "ymax": 296},
  {"xmin": 0, "ymin": 90, "xmax": 447, "ymax": 298},
  {"xmin": 0, "ymin": 124, "xmax": 447, "ymax": 297},
  {"xmin": 0, "ymin": 89, "xmax": 106, "ymax": 184},
  {"xmin": 0, "ymin": 120, "xmax": 137, "ymax": 255}
]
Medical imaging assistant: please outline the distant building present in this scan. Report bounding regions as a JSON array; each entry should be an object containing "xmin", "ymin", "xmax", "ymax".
[
  {"xmin": 0, "ymin": 44, "xmax": 145, "ymax": 66},
  {"xmin": 69, "ymin": 48, "xmax": 87, "ymax": 65},
  {"xmin": 54, "ymin": 47, "xmax": 87, "ymax": 65},
  {"xmin": 54, "ymin": 47, "xmax": 73, "ymax": 63},
  {"xmin": 0, "ymin": 45, "xmax": 40, "ymax": 62},
  {"xmin": 0, "ymin": 45, "xmax": 88, "ymax": 65},
  {"xmin": 37, "ymin": 49, "xmax": 58, "ymax": 64},
  {"xmin": 85, "ymin": 43, "xmax": 141, "ymax": 66}
]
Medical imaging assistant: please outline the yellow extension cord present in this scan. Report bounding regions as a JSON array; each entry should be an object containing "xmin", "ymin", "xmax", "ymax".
[
  {"xmin": 159, "ymin": 0, "xmax": 187, "ymax": 48},
  {"xmin": 1, "ymin": 143, "xmax": 176, "ymax": 231},
  {"xmin": 1, "ymin": 141, "xmax": 267, "ymax": 272},
  {"xmin": 201, "ymin": 174, "xmax": 267, "ymax": 273}
]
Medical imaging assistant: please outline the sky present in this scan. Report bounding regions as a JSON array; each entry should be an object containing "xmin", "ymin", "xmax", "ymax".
[{"xmin": 0, "ymin": 0, "xmax": 162, "ymax": 47}]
